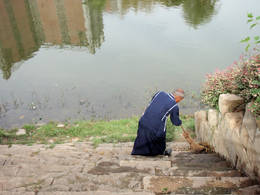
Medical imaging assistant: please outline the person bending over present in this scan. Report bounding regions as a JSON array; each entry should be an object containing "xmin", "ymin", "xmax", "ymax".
[{"xmin": 131, "ymin": 89, "xmax": 184, "ymax": 156}]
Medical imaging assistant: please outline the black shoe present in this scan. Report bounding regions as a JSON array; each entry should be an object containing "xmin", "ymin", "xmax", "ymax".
[{"xmin": 163, "ymin": 148, "xmax": 172, "ymax": 156}]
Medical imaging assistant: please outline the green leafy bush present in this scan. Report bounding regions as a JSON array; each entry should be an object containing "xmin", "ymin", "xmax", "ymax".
[{"xmin": 201, "ymin": 54, "xmax": 260, "ymax": 115}]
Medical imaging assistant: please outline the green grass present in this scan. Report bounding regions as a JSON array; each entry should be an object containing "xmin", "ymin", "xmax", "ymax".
[{"xmin": 0, "ymin": 115, "xmax": 195, "ymax": 146}]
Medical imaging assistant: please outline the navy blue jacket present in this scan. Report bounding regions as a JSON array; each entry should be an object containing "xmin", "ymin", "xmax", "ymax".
[{"xmin": 131, "ymin": 91, "xmax": 182, "ymax": 156}]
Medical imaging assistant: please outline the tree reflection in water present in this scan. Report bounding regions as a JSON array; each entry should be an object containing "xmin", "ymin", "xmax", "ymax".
[
  {"xmin": 182, "ymin": 0, "xmax": 218, "ymax": 29},
  {"xmin": 0, "ymin": 0, "xmax": 218, "ymax": 80},
  {"xmin": 0, "ymin": 0, "xmax": 106, "ymax": 79}
]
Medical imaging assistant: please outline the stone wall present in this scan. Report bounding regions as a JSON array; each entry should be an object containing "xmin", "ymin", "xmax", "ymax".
[{"xmin": 195, "ymin": 94, "xmax": 260, "ymax": 181}]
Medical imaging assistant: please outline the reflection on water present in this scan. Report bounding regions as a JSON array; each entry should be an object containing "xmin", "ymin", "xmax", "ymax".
[
  {"xmin": 0, "ymin": 0, "xmax": 105, "ymax": 79},
  {"xmin": 0, "ymin": 0, "xmax": 218, "ymax": 80},
  {"xmin": 182, "ymin": 0, "xmax": 218, "ymax": 29}
]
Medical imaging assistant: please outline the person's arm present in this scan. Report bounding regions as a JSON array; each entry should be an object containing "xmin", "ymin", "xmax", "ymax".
[{"xmin": 170, "ymin": 106, "xmax": 182, "ymax": 126}]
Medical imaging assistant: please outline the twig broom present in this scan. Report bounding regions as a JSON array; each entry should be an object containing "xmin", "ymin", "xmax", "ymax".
[{"xmin": 181, "ymin": 126, "xmax": 214, "ymax": 153}]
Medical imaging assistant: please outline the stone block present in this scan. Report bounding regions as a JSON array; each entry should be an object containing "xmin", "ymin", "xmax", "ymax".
[
  {"xmin": 0, "ymin": 166, "xmax": 19, "ymax": 177},
  {"xmin": 219, "ymin": 94, "xmax": 244, "ymax": 115},
  {"xmin": 143, "ymin": 176, "xmax": 252, "ymax": 194},
  {"xmin": 223, "ymin": 130, "xmax": 237, "ymax": 165},
  {"xmin": 194, "ymin": 110, "xmax": 207, "ymax": 140},
  {"xmin": 256, "ymin": 118, "xmax": 260, "ymax": 129},
  {"xmin": 241, "ymin": 103, "xmax": 257, "ymax": 142},
  {"xmin": 217, "ymin": 112, "xmax": 242, "ymax": 164},
  {"xmin": 232, "ymin": 185, "xmax": 260, "ymax": 195},
  {"xmin": 227, "ymin": 128, "xmax": 240, "ymax": 162},
  {"xmin": 214, "ymin": 120, "xmax": 230, "ymax": 159},
  {"xmin": 253, "ymin": 130, "xmax": 260, "ymax": 178},
  {"xmin": 208, "ymin": 109, "xmax": 218, "ymax": 128},
  {"xmin": 243, "ymin": 139, "xmax": 256, "ymax": 176},
  {"xmin": 201, "ymin": 121, "xmax": 212, "ymax": 143},
  {"xmin": 38, "ymin": 192, "xmax": 154, "ymax": 195},
  {"xmin": 225, "ymin": 112, "xmax": 243, "ymax": 130},
  {"xmin": 0, "ymin": 193, "xmax": 34, "ymax": 195},
  {"xmin": 240, "ymin": 125, "xmax": 249, "ymax": 149},
  {"xmin": 119, "ymin": 160, "xmax": 171, "ymax": 169}
]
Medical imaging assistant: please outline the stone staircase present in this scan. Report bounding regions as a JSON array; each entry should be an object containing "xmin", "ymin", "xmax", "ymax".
[{"xmin": 0, "ymin": 142, "xmax": 259, "ymax": 195}]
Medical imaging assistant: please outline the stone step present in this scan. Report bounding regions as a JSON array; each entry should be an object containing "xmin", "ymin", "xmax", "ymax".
[
  {"xmin": 7, "ymin": 192, "xmax": 230, "ymax": 195},
  {"xmin": 170, "ymin": 152, "xmax": 225, "ymax": 162},
  {"xmin": 0, "ymin": 176, "xmax": 53, "ymax": 191},
  {"xmin": 120, "ymin": 159, "xmax": 233, "ymax": 171},
  {"xmin": 171, "ymin": 153, "xmax": 233, "ymax": 171},
  {"xmin": 0, "ymin": 193, "xmax": 35, "ymax": 195},
  {"xmin": 38, "ymin": 192, "xmax": 153, "ymax": 195},
  {"xmin": 0, "ymin": 192, "xmax": 154, "ymax": 195},
  {"xmin": 0, "ymin": 192, "xmax": 233, "ymax": 195},
  {"xmin": 130, "ymin": 152, "xmax": 226, "ymax": 163},
  {"xmin": 171, "ymin": 161, "xmax": 233, "ymax": 171},
  {"xmin": 119, "ymin": 160, "xmax": 171, "ymax": 169},
  {"xmin": 143, "ymin": 176, "xmax": 256, "ymax": 194},
  {"xmin": 168, "ymin": 142, "xmax": 190, "ymax": 151},
  {"xmin": 171, "ymin": 151, "xmax": 221, "ymax": 158},
  {"xmin": 0, "ymin": 163, "xmax": 96, "ymax": 177},
  {"xmin": 231, "ymin": 185, "xmax": 260, "ymax": 195},
  {"xmin": 155, "ymin": 169, "xmax": 242, "ymax": 177}
]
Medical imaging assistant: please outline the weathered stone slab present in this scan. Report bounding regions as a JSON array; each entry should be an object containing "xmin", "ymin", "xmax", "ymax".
[
  {"xmin": 241, "ymin": 103, "xmax": 257, "ymax": 142},
  {"xmin": 201, "ymin": 120, "xmax": 212, "ymax": 143},
  {"xmin": 167, "ymin": 142, "xmax": 190, "ymax": 151},
  {"xmin": 40, "ymin": 184, "xmax": 70, "ymax": 191},
  {"xmin": 15, "ymin": 164, "xmax": 84, "ymax": 177},
  {"xmin": 143, "ymin": 176, "xmax": 253, "ymax": 194},
  {"xmin": 208, "ymin": 109, "xmax": 218, "ymax": 128},
  {"xmin": 119, "ymin": 160, "xmax": 171, "ymax": 169},
  {"xmin": 240, "ymin": 125, "xmax": 249, "ymax": 148},
  {"xmin": 221, "ymin": 112, "xmax": 243, "ymax": 165},
  {"xmin": 38, "ymin": 192, "xmax": 154, "ymax": 195},
  {"xmin": 194, "ymin": 111, "xmax": 207, "ymax": 139},
  {"xmin": 0, "ymin": 166, "xmax": 19, "ymax": 177},
  {"xmin": 225, "ymin": 112, "xmax": 243, "ymax": 130},
  {"xmin": 253, "ymin": 130, "xmax": 260, "ymax": 179},
  {"xmin": 231, "ymin": 185, "xmax": 260, "ymax": 195},
  {"xmin": 170, "ymin": 152, "xmax": 233, "ymax": 171},
  {"xmin": 256, "ymin": 118, "xmax": 260, "ymax": 129},
  {"xmin": 156, "ymin": 168, "xmax": 241, "ymax": 177},
  {"xmin": 0, "ymin": 192, "xmax": 34, "ymax": 195},
  {"xmin": 0, "ymin": 177, "xmax": 39, "ymax": 191},
  {"xmin": 219, "ymin": 94, "xmax": 244, "ymax": 115}
]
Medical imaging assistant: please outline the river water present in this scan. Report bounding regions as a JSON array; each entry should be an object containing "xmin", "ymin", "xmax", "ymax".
[{"xmin": 0, "ymin": 0, "xmax": 259, "ymax": 129}]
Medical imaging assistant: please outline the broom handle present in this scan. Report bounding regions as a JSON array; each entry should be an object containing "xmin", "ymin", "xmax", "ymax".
[
  {"xmin": 180, "ymin": 125, "xmax": 186, "ymax": 132},
  {"xmin": 181, "ymin": 125, "xmax": 193, "ymax": 144}
]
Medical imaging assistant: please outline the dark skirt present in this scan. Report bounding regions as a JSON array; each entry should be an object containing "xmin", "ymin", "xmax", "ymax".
[{"xmin": 131, "ymin": 121, "xmax": 166, "ymax": 156}]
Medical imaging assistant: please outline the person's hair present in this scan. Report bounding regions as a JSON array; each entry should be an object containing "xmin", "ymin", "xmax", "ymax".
[{"xmin": 173, "ymin": 88, "xmax": 185, "ymax": 98}]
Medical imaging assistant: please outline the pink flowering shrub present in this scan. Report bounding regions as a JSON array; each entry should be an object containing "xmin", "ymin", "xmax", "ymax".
[{"xmin": 201, "ymin": 54, "xmax": 260, "ymax": 115}]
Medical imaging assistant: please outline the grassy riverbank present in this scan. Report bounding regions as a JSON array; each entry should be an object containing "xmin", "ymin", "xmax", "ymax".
[{"xmin": 0, "ymin": 115, "xmax": 195, "ymax": 147}]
